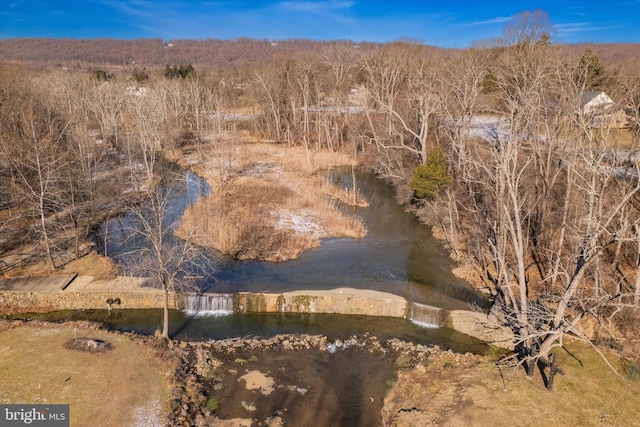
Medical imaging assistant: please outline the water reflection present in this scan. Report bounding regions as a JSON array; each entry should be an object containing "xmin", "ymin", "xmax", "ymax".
[{"xmin": 21, "ymin": 309, "xmax": 488, "ymax": 354}]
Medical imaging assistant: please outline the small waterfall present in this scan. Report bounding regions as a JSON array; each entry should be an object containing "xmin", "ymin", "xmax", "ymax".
[
  {"xmin": 407, "ymin": 302, "xmax": 442, "ymax": 328},
  {"xmin": 184, "ymin": 293, "xmax": 235, "ymax": 317}
]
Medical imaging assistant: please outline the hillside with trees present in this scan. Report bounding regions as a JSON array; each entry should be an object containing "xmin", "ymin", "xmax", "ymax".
[{"xmin": 0, "ymin": 37, "xmax": 381, "ymax": 69}]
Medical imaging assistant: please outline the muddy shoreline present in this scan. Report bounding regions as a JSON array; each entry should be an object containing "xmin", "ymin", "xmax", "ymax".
[{"xmin": 167, "ymin": 329, "xmax": 463, "ymax": 426}]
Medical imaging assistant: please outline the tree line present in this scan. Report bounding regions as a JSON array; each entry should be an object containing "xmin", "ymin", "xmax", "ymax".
[
  {"xmin": 0, "ymin": 37, "xmax": 381, "ymax": 69},
  {"xmin": 3, "ymin": 35, "xmax": 639, "ymax": 72}
]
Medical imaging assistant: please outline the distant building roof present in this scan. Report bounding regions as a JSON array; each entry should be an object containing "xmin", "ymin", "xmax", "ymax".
[{"xmin": 580, "ymin": 91, "xmax": 612, "ymax": 107}]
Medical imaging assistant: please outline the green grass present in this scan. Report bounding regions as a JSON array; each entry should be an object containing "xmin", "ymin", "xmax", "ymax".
[{"xmin": 206, "ymin": 397, "xmax": 219, "ymax": 411}]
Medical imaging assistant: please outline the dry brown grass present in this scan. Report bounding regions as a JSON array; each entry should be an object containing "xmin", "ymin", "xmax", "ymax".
[
  {"xmin": 173, "ymin": 133, "xmax": 367, "ymax": 262},
  {"xmin": 384, "ymin": 340, "xmax": 640, "ymax": 427},
  {"xmin": 548, "ymin": 123, "xmax": 637, "ymax": 151},
  {"xmin": 609, "ymin": 127, "xmax": 637, "ymax": 149},
  {"xmin": 59, "ymin": 252, "xmax": 119, "ymax": 279},
  {"xmin": 0, "ymin": 322, "xmax": 170, "ymax": 427},
  {"xmin": 2, "ymin": 252, "xmax": 118, "ymax": 280}
]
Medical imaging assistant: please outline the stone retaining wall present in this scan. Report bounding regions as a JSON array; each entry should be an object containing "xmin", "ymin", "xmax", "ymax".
[
  {"xmin": 442, "ymin": 310, "xmax": 514, "ymax": 349},
  {"xmin": 0, "ymin": 290, "xmax": 178, "ymax": 314},
  {"xmin": 232, "ymin": 289, "xmax": 408, "ymax": 318}
]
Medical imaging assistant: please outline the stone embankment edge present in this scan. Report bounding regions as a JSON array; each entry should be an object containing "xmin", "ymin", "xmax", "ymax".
[
  {"xmin": 0, "ymin": 289, "xmax": 175, "ymax": 313},
  {"xmin": 0, "ymin": 286, "xmax": 513, "ymax": 348}
]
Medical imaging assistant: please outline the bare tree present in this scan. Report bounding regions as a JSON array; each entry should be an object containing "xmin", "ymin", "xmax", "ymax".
[
  {"xmin": 361, "ymin": 43, "xmax": 442, "ymax": 184},
  {"xmin": 361, "ymin": 44, "xmax": 408, "ymax": 157},
  {"xmin": 292, "ymin": 55, "xmax": 319, "ymax": 168},
  {"xmin": 86, "ymin": 79, "xmax": 126, "ymax": 150},
  {"xmin": 438, "ymin": 48, "xmax": 489, "ymax": 179},
  {"xmin": 500, "ymin": 9, "xmax": 555, "ymax": 46},
  {"xmin": 320, "ymin": 42, "xmax": 360, "ymax": 151},
  {"xmin": 42, "ymin": 72, "xmax": 114, "ymax": 260},
  {"xmin": 252, "ymin": 61, "xmax": 290, "ymax": 144},
  {"xmin": 2, "ymin": 99, "xmax": 73, "ymax": 270},
  {"xmin": 125, "ymin": 85, "xmax": 168, "ymax": 185},
  {"xmin": 619, "ymin": 68, "xmax": 640, "ymax": 143},
  {"xmin": 124, "ymin": 173, "xmax": 213, "ymax": 339},
  {"xmin": 453, "ymin": 26, "xmax": 640, "ymax": 388}
]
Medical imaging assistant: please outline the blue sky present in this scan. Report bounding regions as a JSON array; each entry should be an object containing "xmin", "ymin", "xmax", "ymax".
[{"xmin": 1, "ymin": 1, "xmax": 639, "ymax": 47}]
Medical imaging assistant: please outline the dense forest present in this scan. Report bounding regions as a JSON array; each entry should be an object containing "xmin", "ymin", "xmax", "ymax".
[
  {"xmin": 3, "ymin": 10, "xmax": 640, "ymax": 386},
  {"xmin": 0, "ymin": 37, "xmax": 380, "ymax": 69}
]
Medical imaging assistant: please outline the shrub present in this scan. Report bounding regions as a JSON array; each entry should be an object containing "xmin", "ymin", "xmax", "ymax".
[
  {"xmin": 206, "ymin": 398, "xmax": 219, "ymax": 411},
  {"xmin": 132, "ymin": 67, "xmax": 149, "ymax": 83},
  {"xmin": 91, "ymin": 69, "xmax": 113, "ymax": 81},
  {"xmin": 164, "ymin": 64, "xmax": 196, "ymax": 80},
  {"xmin": 409, "ymin": 147, "xmax": 451, "ymax": 200}
]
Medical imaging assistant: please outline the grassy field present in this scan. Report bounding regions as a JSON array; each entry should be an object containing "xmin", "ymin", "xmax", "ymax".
[
  {"xmin": 2, "ymin": 251, "xmax": 118, "ymax": 280},
  {"xmin": 384, "ymin": 340, "xmax": 640, "ymax": 427},
  {"xmin": 0, "ymin": 322, "xmax": 170, "ymax": 427}
]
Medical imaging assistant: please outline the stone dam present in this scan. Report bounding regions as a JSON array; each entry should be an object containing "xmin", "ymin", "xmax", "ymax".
[{"xmin": 0, "ymin": 274, "xmax": 513, "ymax": 347}]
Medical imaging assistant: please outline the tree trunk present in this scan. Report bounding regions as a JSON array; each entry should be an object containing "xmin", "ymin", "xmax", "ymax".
[
  {"xmin": 162, "ymin": 283, "xmax": 170, "ymax": 339},
  {"xmin": 538, "ymin": 353, "xmax": 563, "ymax": 390},
  {"xmin": 39, "ymin": 194, "xmax": 56, "ymax": 270}
]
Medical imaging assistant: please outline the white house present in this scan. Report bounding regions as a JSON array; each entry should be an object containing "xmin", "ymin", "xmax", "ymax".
[
  {"xmin": 579, "ymin": 91, "xmax": 627, "ymax": 128},
  {"xmin": 580, "ymin": 91, "xmax": 613, "ymax": 115}
]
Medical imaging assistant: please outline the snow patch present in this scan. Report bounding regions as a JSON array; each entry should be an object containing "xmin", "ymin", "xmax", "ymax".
[
  {"xmin": 133, "ymin": 399, "xmax": 163, "ymax": 427},
  {"xmin": 239, "ymin": 162, "xmax": 283, "ymax": 177},
  {"xmin": 466, "ymin": 115, "xmax": 511, "ymax": 142},
  {"xmin": 274, "ymin": 210, "xmax": 324, "ymax": 237}
]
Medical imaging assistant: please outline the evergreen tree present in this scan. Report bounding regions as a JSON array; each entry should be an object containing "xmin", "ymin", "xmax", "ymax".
[
  {"xmin": 575, "ymin": 49, "xmax": 606, "ymax": 91},
  {"xmin": 409, "ymin": 147, "xmax": 451, "ymax": 200}
]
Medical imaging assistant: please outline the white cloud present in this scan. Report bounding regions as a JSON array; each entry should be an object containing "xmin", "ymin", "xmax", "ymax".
[
  {"xmin": 276, "ymin": 0, "xmax": 355, "ymax": 14},
  {"xmin": 556, "ymin": 21, "xmax": 619, "ymax": 34},
  {"xmin": 467, "ymin": 16, "xmax": 511, "ymax": 26}
]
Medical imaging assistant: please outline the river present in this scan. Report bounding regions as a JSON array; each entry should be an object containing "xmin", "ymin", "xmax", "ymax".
[{"xmin": 93, "ymin": 166, "xmax": 485, "ymax": 311}]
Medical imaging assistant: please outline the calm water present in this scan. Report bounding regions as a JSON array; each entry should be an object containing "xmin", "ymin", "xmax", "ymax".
[
  {"xmin": 93, "ymin": 166, "xmax": 486, "ymax": 310},
  {"xmin": 20, "ymin": 309, "xmax": 488, "ymax": 354}
]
